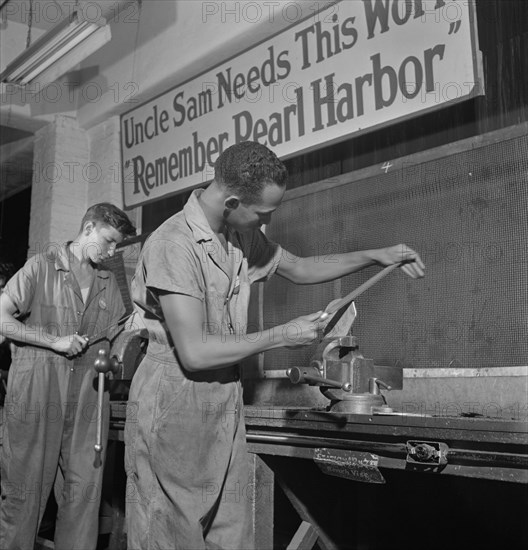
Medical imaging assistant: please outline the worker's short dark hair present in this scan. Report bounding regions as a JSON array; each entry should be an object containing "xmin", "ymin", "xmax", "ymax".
[
  {"xmin": 80, "ymin": 203, "xmax": 136, "ymax": 238},
  {"xmin": 214, "ymin": 141, "xmax": 288, "ymax": 204}
]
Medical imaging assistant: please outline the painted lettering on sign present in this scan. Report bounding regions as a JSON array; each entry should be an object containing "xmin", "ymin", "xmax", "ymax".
[{"xmin": 121, "ymin": 0, "xmax": 483, "ymax": 207}]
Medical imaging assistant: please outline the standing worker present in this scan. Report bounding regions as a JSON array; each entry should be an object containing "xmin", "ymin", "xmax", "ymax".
[
  {"xmin": 0, "ymin": 203, "xmax": 136, "ymax": 550},
  {"xmin": 125, "ymin": 141, "xmax": 425, "ymax": 550},
  {"xmin": 0, "ymin": 260, "xmax": 16, "ymax": 406}
]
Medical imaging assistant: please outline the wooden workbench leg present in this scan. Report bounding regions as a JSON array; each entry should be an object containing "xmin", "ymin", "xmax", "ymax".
[
  {"xmin": 248, "ymin": 452, "xmax": 275, "ymax": 550},
  {"xmin": 287, "ymin": 521, "xmax": 319, "ymax": 550},
  {"xmin": 276, "ymin": 473, "xmax": 339, "ymax": 550}
]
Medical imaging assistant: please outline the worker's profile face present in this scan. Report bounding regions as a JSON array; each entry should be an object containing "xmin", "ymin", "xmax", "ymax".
[
  {"xmin": 83, "ymin": 222, "xmax": 124, "ymax": 264},
  {"xmin": 227, "ymin": 182, "xmax": 285, "ymax": 232}
]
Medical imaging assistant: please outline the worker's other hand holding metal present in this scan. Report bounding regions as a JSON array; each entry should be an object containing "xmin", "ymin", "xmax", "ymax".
[
  {"xmin": 52, "ymin": 334, "xmax": 89, "ymax": 358},
  {"xmin": 281, "ymin": 311, "xmax": 324, "ymax": 348},
  {"xmin": 374, "ymin": 244, "xmax": 425, "ymax": 278}
]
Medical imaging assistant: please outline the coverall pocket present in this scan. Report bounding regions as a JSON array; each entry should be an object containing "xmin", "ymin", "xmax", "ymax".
[
  {"xmin": 151, "ymin": 370, "xmax": 190, "ymax": 431},
  {"xmin": 5, "ymin": 364, "xmax": 34, "ymax": 404}
]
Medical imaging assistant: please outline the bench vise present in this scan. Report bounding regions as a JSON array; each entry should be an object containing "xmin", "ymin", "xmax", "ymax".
[
  {"xmin": 287, "ymin": 335, "xmax": 402, "ymax": 414},
  {"xmin": 287, "ymin": 301, "xmax": 402, "ymax": 414}
]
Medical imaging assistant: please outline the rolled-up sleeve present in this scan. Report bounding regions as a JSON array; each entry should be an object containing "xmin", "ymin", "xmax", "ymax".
[
  {"xmin": 3, "ymin": 257, "xmax": 39, "ymax": 316},
  {"xmin": 142, "ymin": 237, "xmax": 204, "ymax": 301}
]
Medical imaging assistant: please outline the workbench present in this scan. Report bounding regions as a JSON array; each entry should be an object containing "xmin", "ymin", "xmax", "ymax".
[
  {"xmin": 99, "ymin": 402, "xmax": 528, "ymax": 549},
  {"xmin": 242, "ymin": 406, "xmax": 528, "ymax": 550}
]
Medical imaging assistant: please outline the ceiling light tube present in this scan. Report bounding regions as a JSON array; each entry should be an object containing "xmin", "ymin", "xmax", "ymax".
[{"xmin": 0, "ymin": 11, "xmax": 111, "ymax": 88}]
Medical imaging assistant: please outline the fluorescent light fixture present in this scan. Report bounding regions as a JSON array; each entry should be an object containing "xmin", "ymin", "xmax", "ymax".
[{"xmin": 0, "ymin": 11, "xmax": 111, "ymax": 88}]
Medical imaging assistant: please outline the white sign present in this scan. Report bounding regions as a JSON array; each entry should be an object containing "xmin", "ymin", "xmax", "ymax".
[{"xmin": 121, "ymin": 0, "xmax": 483, "ymax": 208}]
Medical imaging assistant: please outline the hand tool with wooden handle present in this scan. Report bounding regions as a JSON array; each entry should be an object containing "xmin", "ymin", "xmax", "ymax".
[{"xmin": 320, "ymin": 262, "xmax": 402, "ymax": 336}]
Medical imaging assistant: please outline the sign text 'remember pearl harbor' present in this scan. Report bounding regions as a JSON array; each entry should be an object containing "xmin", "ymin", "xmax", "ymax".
[{"xmin": 121, "ymin": 0, "xmax": 483, "ymax": 208}]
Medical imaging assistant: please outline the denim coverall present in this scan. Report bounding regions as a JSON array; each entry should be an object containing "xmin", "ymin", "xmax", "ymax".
[
  {"xmin": 125, "ymin": 190, "xmax": 281, "ymax": 550},
  {"xmin": 0, "ymin": 245, "xmax": 125, "ymax": 550}
]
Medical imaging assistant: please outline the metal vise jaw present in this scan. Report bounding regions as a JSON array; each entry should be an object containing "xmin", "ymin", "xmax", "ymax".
[{"xmin": 316, "ymin": 335, "xmax": 375, "ymax": 397}]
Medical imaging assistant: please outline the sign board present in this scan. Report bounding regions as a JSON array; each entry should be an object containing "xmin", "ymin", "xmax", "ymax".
[
  {"xmin": 121, "ymin": 0, "xmax": 483, "ymax": 208},
  {"xmin": 314, "ymin": 448, "xmax": 386, "ymax": 484}
]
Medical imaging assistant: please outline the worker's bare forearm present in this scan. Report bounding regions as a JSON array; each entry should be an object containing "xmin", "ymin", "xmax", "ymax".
[
  {"xmin": 279, "ymin": 244, "xmax": 425, "ymax": 283},
  {"xmin": 1, "ymin": 315, "xmax": 89, "ymax": 356},
  {"xmin": 280, "ymin": 249, "xmax": 377, "ymax": 284},
  {"xmin": 159, "ymin": 292, "xmax": 320, "ymax": 372},
  {"xmin": 175, "ymin": 326, "xmax": 294, "ymax": 371},
  {"xmin": 0, "ymin": 316, "xmax": 59, "ymax": 350}
]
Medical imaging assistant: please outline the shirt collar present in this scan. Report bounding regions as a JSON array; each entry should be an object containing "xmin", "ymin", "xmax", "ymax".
[
  {"xmin": 54, "ymin": 244, "xmax": 70, "ymax": 272},
  {"xmin": 53, "ymin": 243, "xmax": 109, "ymax": 279},
  {"xmin": 183, "ymin": 189, "xmax": 217, "ymax": 244}
]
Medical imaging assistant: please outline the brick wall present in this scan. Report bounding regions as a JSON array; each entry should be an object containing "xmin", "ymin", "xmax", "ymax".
[
  {"xmin": 87, "ymin": 116, "xmax": 141, "ymax": 232},
  {"xmin": 88, "ymin": 116, "xmax": 123, "ymax": 208},
  {"xmin": 29, "ymin": 116, "xmax": 89, "ymax": 256},
  {"xmin": 28, "ymin": 115, "xmax": 140, "ymax": 259}
]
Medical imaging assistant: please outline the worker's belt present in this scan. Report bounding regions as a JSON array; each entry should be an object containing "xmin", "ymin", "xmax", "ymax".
[
  {"xmin": 186, "ymin": 365, "xmax": 241, "ymax": 383},
  {"xmin": 145, "ymin": 346, "xmax": 240, "ymax": 383}
]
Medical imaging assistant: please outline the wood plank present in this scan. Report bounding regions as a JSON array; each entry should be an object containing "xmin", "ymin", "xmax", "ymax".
[
  {"xmin": 287, "ymin": 521, "xmax": 319, "ymax": 550},
  {"xmin": 276, "ymin": 473, "xmax": 339, "ymax": 550}
]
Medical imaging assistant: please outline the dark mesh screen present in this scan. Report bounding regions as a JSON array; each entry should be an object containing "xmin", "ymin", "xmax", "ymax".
[
  {"xmin": 100, "ymin": 251, "xmax": 135, "ymax": 316},
  {"xmin": 262, "ymin": 132, "xmax": 528, "ymax": 370}
]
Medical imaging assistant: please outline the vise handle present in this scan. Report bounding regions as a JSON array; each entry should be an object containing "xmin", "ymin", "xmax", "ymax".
[
  {"xmin": 93, "ymin": 349, "xmax": 121, "ymax": 453},
  {"xmin": 287, "ymin": 366, "xmax": 352, "ymax": 392}
]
